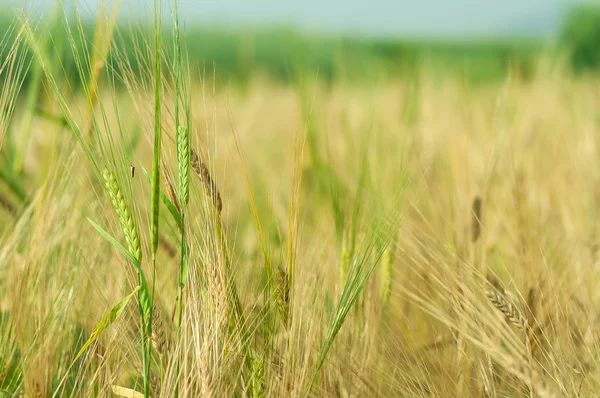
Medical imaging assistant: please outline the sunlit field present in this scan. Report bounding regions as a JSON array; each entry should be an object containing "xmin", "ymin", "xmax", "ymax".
[{"xmin": 0, "ymin": 2, "xmax": 599, "ymax": 397}]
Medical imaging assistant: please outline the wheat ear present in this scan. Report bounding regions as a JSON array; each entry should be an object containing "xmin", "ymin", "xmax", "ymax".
[
  {"xmin": 487, "ymin": 290, "xmax": 529, "ymax": 332},
  {"xmin": 102, "ymin": 169, "xmax": 142, "ymax": 263},
  {"xmin": 177, "ymin": 126, "xmax": 190, "ymax": 208},
  {"xmin": 191, "ymin": 150, "xmax": 222, "ymax": 213}
]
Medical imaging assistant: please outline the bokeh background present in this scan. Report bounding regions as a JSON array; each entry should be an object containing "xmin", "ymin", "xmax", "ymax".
[{"xmin": 2, "ymin": 0, "xmax": 600, "ymax": 85}]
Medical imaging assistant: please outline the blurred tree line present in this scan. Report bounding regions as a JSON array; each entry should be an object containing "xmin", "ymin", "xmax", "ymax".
[
  {"xmin": 1, "ymin": 3, "xmax": 599, "ymax": 88},
  {"xmin": 560, "ymin": 3, "xmax": 600, "ymax": 72}
]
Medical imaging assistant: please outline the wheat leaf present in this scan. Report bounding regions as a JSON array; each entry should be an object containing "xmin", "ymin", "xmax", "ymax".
[
  {"xmin": 71, "ymin": 286, "xmax": 140, "ymax": 366},
  {"xmin": 87, "ymin": 218, "xmax": 142, "ymax": 273}
]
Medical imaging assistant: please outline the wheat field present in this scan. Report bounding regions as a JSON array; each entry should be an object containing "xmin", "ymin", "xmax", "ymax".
[{"xmin": 0, "ymin": 3, "xmax": 599, "ymax": 397}]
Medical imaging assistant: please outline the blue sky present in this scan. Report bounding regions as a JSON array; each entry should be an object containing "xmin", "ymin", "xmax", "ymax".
[{"xmin": 4, "ymin": 0, "xmax": 583, "ymax": 38}]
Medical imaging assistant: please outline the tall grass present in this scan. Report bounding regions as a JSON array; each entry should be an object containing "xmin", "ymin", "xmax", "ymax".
[{"xmin": 0, "ymin": 1, "xmax": 598, "ymax": 397}]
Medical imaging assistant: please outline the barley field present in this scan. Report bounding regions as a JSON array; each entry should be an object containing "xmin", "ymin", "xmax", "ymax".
[{"xmin": 0, "ymin": 2, "xmax": 599, "ymax": 398}]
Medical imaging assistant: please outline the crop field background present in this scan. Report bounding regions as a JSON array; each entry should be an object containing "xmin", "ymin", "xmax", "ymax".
[{"xmin": 1, "ymin": 1, "xmax": 600, "ymax": 397}]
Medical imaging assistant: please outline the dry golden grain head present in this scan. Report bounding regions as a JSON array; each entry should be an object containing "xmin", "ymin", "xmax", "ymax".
[
  {"xmin": 207, "ymin": 263, "xmax": 229, "ymax": 331},
  {"xmin": 191, "ymin": 150, "xmax": 222, "ymax": 213},
  {"xmin": 276, "ymin": 267, "xmax": 290, "ymax": 325},
  {"xmin": 199, "ymin": 347, "xmax": 214, "ymax": 397},
  {"xmin": 487, "ymin": 290, "xmax": 528, "ymax": 332},
  {"xmin": 150, "ymin": 374, "xmax": 161, "ymax": 397},
  {"xmin": 151, "ymin": 303, "xmax": 167, "ymax": 358}
]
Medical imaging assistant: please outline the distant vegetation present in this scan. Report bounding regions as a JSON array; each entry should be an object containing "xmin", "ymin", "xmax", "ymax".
[
  {"xmin": 560, "ymin": 3, "xmax": 600, "ymax": 72},
  {"xmin": 0, "ymin": 11, "xmax": 544, "ymax": 87},
  {"xmin": 1, "ymin": 3, "xmax": 599, "ymax": 86}
]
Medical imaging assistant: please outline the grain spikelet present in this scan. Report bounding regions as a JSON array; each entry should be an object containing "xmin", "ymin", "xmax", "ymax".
[
  {"xmin": 487, "ymin": 290, "xmax": 528, "ymax": 331},
  {"xmin": 177, "ymin": 125, "xmax": 190, "ymax": 208},
  {"xmin": 102, "ymin": 169, "xmax": 142, "ymax": 263},
  {"xmin": 151, "ymin": 303, "xmax": 167, "ymax": 358},
  {"xmin": 191, "ymin": 150, "xmax": 222, "ymax": 213},
  {"xmin": 208, "ymin": 263, "xmax": 229, "ymax": 331},
  {"xmin": 276, "ymin": 267, "xmax": 290, "ymax": 325}
]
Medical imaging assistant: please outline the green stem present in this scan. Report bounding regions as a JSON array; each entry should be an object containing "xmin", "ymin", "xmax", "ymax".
[
  {"xmin": 174, "ymin": 213, "xmax": 187, "ymax": 398},
  {"xmin": 138, "ymin": 274, "xmax": 152, "ymax": 398}
]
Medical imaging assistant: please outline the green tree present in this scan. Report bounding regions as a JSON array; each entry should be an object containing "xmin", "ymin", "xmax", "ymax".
[{"xmin": 561, "ymin": 4, "xmax": 600, "ymax": 71}]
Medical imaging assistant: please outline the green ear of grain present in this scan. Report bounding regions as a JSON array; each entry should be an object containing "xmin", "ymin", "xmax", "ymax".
[
  {"xmin": 176, "ymin": 125, "xmax": 190, "ymax": 208},
  {"xmin": 71, "ymin": 286, "xmax": 140, "ymax": 366},
  {"xmin": 142, "ymin": 167, "xmax": 182, "ymax": 229}
]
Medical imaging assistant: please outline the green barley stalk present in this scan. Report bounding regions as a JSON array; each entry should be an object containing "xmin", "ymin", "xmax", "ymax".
[
  {"xmin": 143, "ymin": 0, "xmax": 163, "ymax": 396},
  {"xmin": 150, "ymin": 0, "xmax": 162, "ymax": 261},
  {"xmin": 101, "ymin": 169, "xmax": 152, "ymax": 397},
  {"xmin": 172, "ymin": 0, "xmax": 189, "ymax": 394}
]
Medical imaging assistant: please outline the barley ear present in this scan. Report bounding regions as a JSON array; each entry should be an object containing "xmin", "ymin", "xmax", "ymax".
[
  {"xmin": 486, "ymin": 290, "xmax": 528, "ymax": 332},
  {"xmin": 191, "ymin": 150, "xmax": 222, "ymax": 213},
  {"xmin": 276, "ymin": 267, "xmax": 290, "ymax": 325},
  {"xmin": 177, "ymin": 125, "xmax": 190, "ymax": 209},
  {"xmin": 102, "ymin": 169, "xmax": 142, "ymax": 263}
]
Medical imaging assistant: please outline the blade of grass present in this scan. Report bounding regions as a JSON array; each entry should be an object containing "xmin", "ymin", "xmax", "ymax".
[
  {"xmin": 87, "ymin": 218, "xmax": 142, "ymax": 274},
  {"xmin": 71, "ymin": 286, "xmax": 140, "ymax": 365}
]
